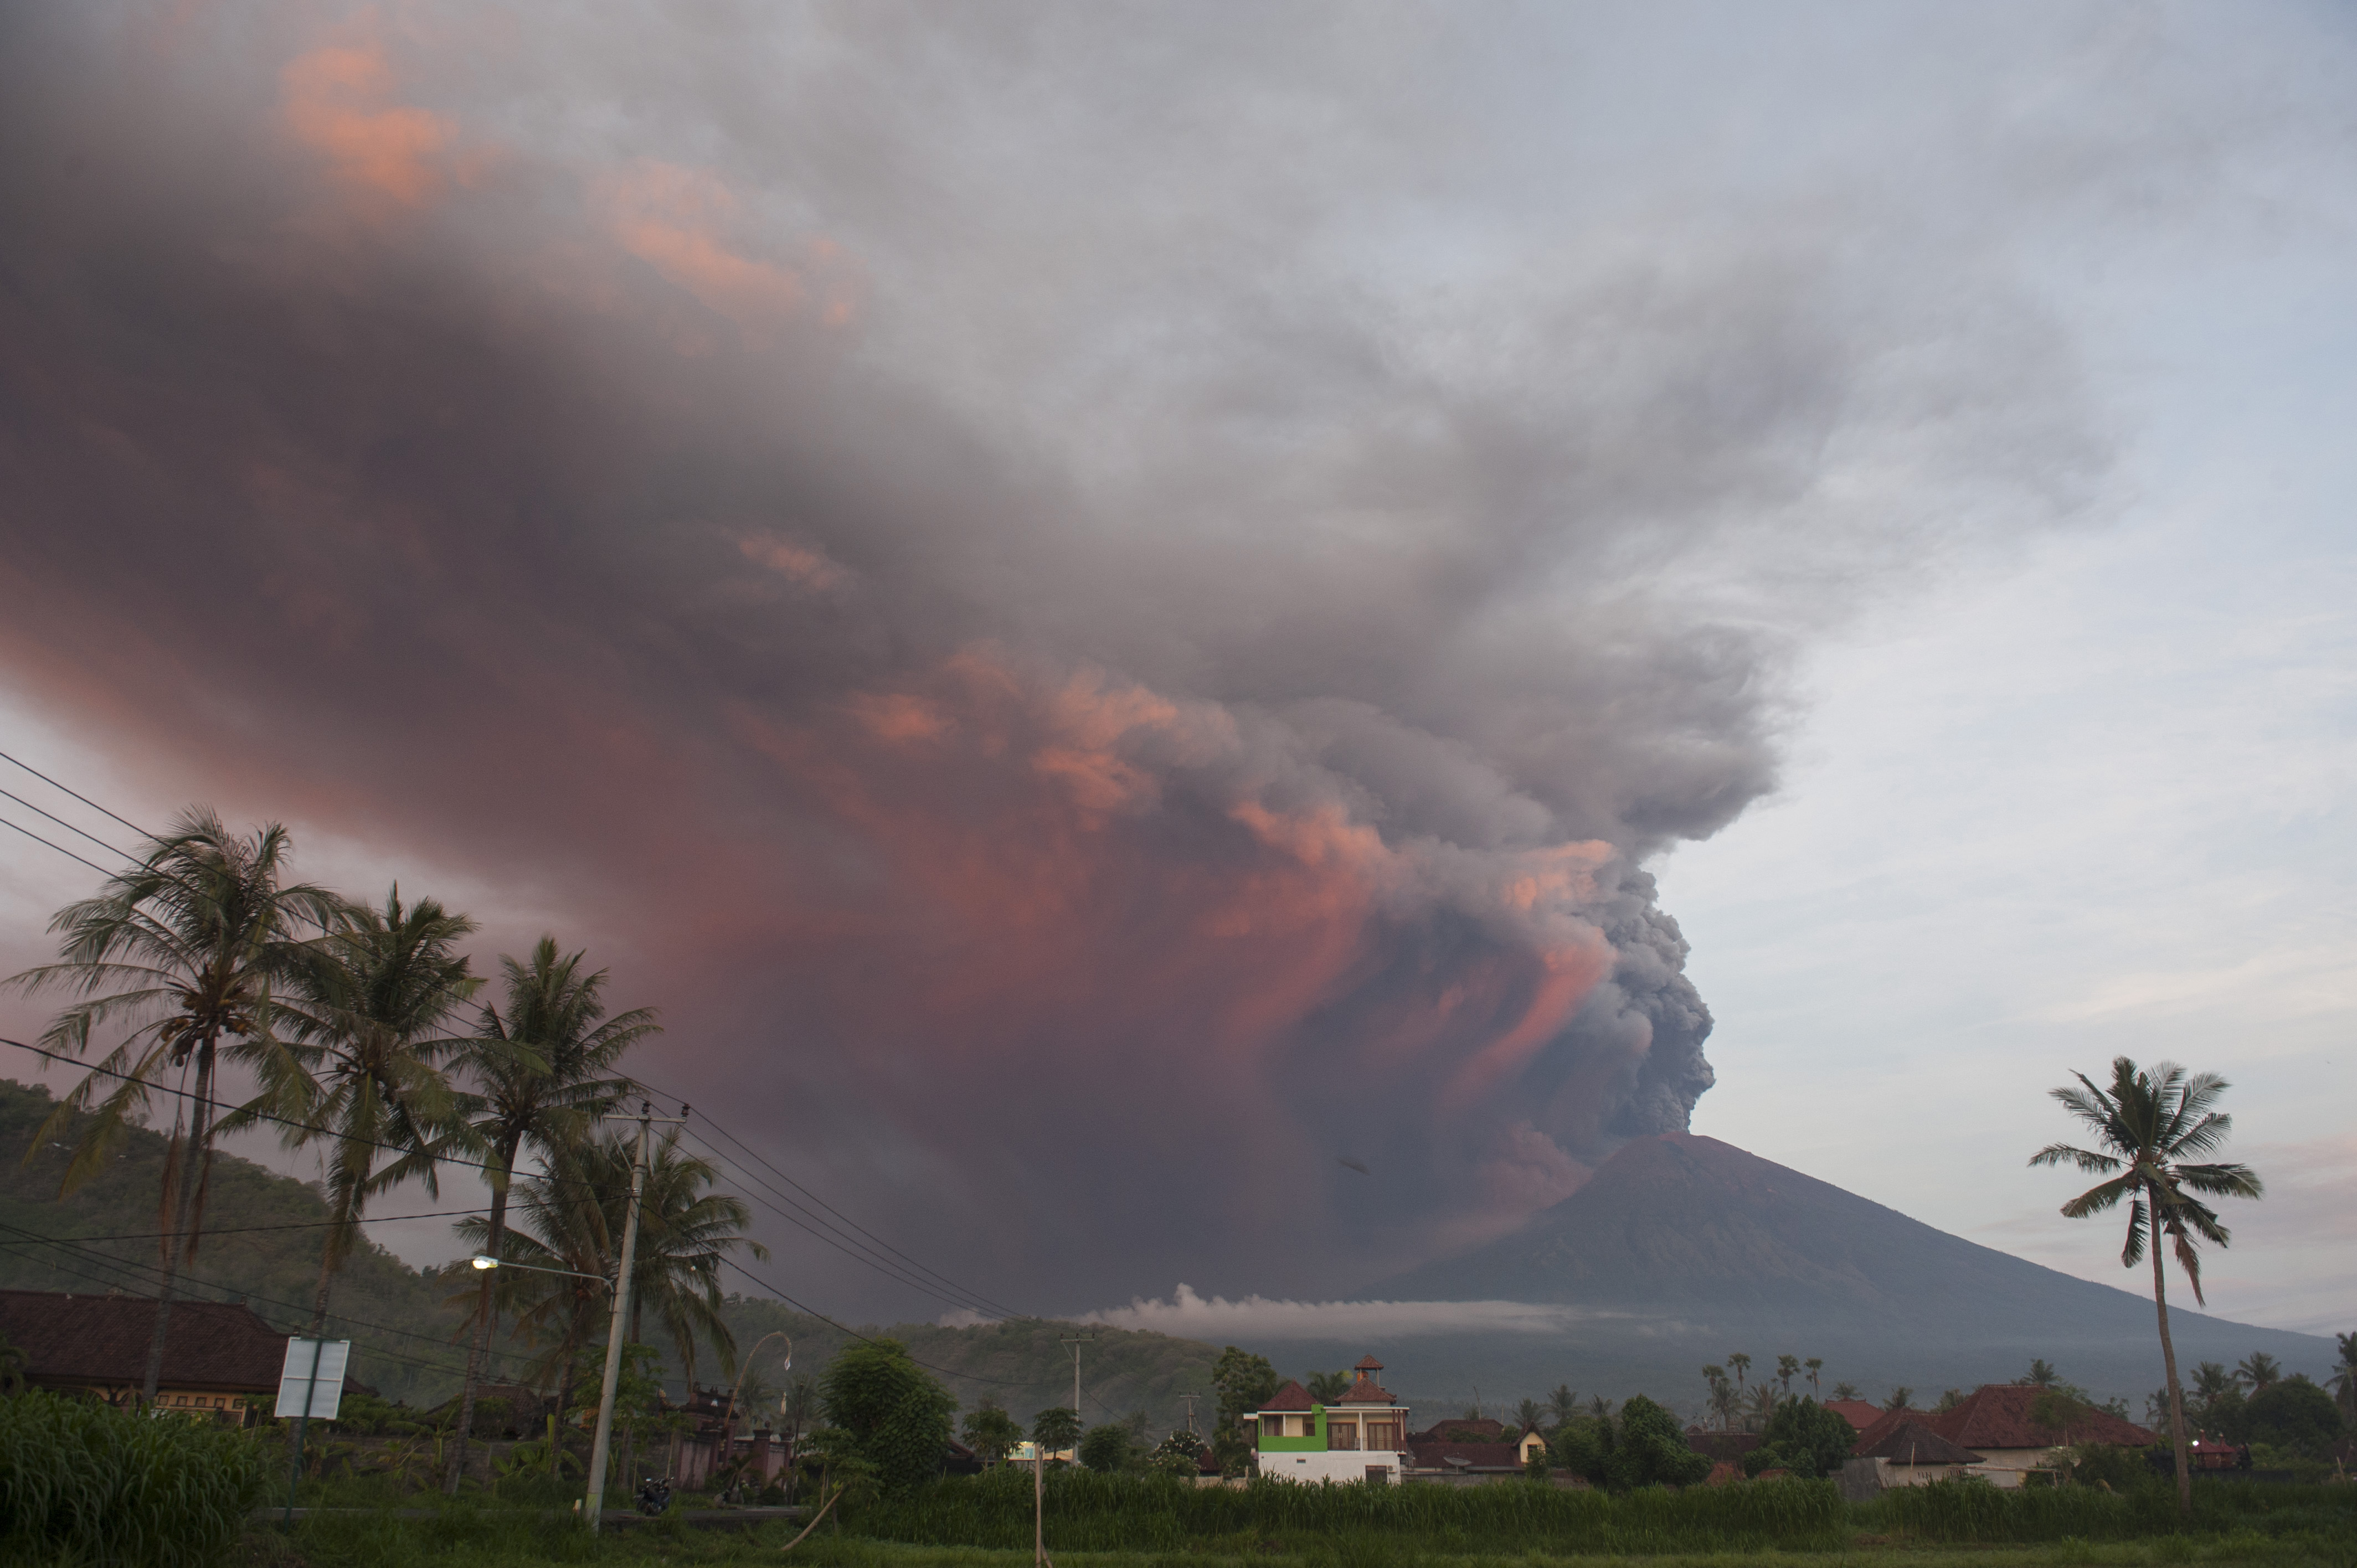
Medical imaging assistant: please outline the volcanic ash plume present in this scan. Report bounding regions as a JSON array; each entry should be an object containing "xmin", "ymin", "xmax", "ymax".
[{"xmin": 0, "ymin": 2, "xmax": 2098, "ymax": 1306}]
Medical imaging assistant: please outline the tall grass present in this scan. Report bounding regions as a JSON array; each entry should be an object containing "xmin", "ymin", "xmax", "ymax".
[
  {"xmin": 1861, "ymin": 1477, "xmax": 2357, "ymax": 1544},
  {"xmin": 0, "ymin": 1392, "xmax": 269, "ymax": 1567},
  {"xmin": 853, "ymin": 1469, "xmax": 1846, "ymax": 1555}
]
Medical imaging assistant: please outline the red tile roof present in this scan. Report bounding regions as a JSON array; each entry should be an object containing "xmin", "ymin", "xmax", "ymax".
[
  {"xmin": 1354, "ymin": 1355, "xmax": 1385, "ymax": 1370},
  {"xmin": 1407, "ymin": 1440, "xmax": 1522, "ymax": 1471},
  {"xmin": 1857, "ymin": 1420, "xmax": 1980, "ymax": 1466},
  {"xmin": 1262, "ymin": 1380, "xmax": 1315, "ymax": 1412},
  {"xmin": 0, "ymin": 1290, "xmax": 361, "ymax": 1396},
  {"xmin": 1412, "ymin": 1416, "xmax": 1504, "ymax": 1441},
  {"xmin": 1823, "ymin": 1399, "xmax": 1883, "ymax": 1433},
  {"xmin": 1853, "ymin": 1387, "xmax": 2152, "ymax": 1457},
  {"xmin": 1928, "ymin": 1385, "xmax": 2152, "ymax": 1451},
  {"xmin": 1336, "ymin": 1373, "xmax": 1396, "ymax": 1404}
]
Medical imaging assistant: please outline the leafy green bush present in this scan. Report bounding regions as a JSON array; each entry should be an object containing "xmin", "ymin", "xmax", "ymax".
[
  {"xmin": 1751, "ymin": 1396, "xmax": 1856, "ymax": 1479},
  {"xmin": 1604, "ymin": 1395, "xmax": 1710, "ymax": 1491},
  {"xmin": 1079, "ymin": 1423, "xmax": 1133, "ymax": 1474},
  {"xmin": 821, "ymin": 1338, "xmax": 956, "ymax": 1494},
  {"xmin": 2241, "ymin": 1376, "xmax": 2344, "ymax": 1458},
  {"xmin": 0, "ymin": 1391, "xmax": 268, "ymax": 1567}
]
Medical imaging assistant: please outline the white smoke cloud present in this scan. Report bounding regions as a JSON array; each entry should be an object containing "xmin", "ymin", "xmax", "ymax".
[{"xmin": 1068, "ymin": 1282, "xmax": 1627, "ymax": 1339}]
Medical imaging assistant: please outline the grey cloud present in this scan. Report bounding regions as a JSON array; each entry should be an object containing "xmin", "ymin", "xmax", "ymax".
[{"xmin": 0, "ymin": 0, "xmax": 2132, "ymax": 1313}]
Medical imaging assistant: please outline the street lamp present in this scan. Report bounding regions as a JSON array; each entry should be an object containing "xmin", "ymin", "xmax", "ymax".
[{"xmin": 469, "ymin": 1254, "xmax": 610, "ymax": 1287}]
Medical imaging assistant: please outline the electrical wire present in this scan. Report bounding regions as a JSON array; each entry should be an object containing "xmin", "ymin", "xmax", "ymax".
[
  {"xmin": 0, "ymin": 814, "xmax": 114, "ymax": 876},
  {"xmin": 669, "ymin": 1102, "xmax": 1029, "ymax": 1320},
  {"xmin": 0, "ymin": 1216, "xmax": 539, "ymax": 1385},
  {"xmin": 671, "ymin": 1124, "xmax": 1013, "ymax": 1322},
  {"xmin": 0, "ymin": 1205, "xmax": 493, "ymax": 1245},
  {"xmin": 0, "ymin": 758, "xmax": 1058, "ymax": 1345},
  {"xmin": 0, "ymin": 786, "xmax": 134, "ymax": 860},
  {"xmin": 0, "ymin": 747, "xmax": 154, "ymax": 838}
]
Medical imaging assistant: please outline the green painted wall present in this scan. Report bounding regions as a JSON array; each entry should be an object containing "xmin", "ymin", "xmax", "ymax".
[{"xmin": 1257, "ymin": 1405, "xmax": 1328, "ymax": 1452}]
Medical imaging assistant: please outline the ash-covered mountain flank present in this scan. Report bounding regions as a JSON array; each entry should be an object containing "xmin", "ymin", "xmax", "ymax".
[{"xmin": 1339, "ymin": 1134, "xmax": 2333, "ymax": 1408}]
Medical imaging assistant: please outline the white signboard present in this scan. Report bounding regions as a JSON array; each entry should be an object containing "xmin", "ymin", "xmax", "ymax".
[{"xmin": 274, "ymin": 1338, "xmax": 351, "ymax": 1420}]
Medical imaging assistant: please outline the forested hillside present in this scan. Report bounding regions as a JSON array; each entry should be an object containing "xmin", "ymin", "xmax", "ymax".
[
  {"xmin": 0, "ymin": 1078, "xmax": 472, "ymax": 1406},
  {"xmin": 0, "ymin": 1078, "xmax": 1234, "ymax": 1434}
]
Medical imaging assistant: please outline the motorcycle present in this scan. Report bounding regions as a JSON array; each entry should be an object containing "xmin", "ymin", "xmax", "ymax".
[{"xmin": 636, "ymin": 1475, "xmax": 673, "ymax": 1517}]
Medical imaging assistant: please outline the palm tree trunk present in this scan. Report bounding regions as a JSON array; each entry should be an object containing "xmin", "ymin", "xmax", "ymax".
[
  {"xmin": 446, "ymin": 1138, "xmax": 516, "ymax": 1494},
  {"xmin": 553, "ymin": 1344, "xmax": 580, "ymax": 1481},
  {"xmin": 621, "ymin": 1297, "xmax": 642, "ymax": 1491},
  {"xmin": 2148, "ymin": 1199, "xmax": 2193, "ymax": 1518},
  {"xmin": 140, "ymin": 1039, "xmax": 214, "ymax": 1407}
]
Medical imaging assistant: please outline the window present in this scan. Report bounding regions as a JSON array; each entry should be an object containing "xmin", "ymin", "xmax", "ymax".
[
  {"xmin": 1365, "ymin": 1421, "xmax": 1401, "ymax": 1450},
  {"xmin": 1365, "ymin": 1465, "xmax": 1391, "ymax": 1483},
  {"xmin": 1290, "ymin": 1415, "xmax": 1313, "ymax": 1438},
  {"xmin": 1327, "ymin": 1420, "xmax": 1358, "ymax": 1451}
]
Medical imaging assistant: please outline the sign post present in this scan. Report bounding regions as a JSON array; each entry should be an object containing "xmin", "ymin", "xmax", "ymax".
[{"xmin": 275, "ymin": 1338, "xmax": 351, "ymax": 1525}]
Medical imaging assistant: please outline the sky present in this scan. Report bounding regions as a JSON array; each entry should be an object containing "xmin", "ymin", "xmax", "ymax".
[{"xmin": 1, "ymin": 1, "xmax": 2350, "ymax": 1341}]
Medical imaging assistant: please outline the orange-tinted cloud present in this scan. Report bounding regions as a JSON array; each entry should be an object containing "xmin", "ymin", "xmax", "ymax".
[
  {"xmin": 598, "ymin": 161, "xmax": 865, "ymax": 333},
  {"xmin": 280, "ymin": 41, "xmax": 460, "ymax": 207}
]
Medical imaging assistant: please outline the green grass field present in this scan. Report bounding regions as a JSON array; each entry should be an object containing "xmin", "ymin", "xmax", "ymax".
[{"xmin": 227, "ymin": 1474, "xmax": 2357, "ymax": 1568}]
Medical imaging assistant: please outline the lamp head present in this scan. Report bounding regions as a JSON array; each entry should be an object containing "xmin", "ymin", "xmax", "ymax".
[{"xmin": 470, "ymin": 1254, "xmax": 499, "ymax": 1271}]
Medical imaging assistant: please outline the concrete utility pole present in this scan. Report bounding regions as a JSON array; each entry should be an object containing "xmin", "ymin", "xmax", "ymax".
[
  {"xmin": 1180, "ymin": 1393, "xmax": 1199, "ymax": 1435},
  {"xmin": 1058, "ymin": 1332, "xmax": 1094, "ymax": 1432},
  {"xmin": 582, "ymin": 1102, "xmax": 684, "ymax": 1529}
]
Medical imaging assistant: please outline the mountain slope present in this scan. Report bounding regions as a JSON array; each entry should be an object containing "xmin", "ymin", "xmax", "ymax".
[{"xmin": 1337, "ymin": 1133, "xmax": 2334, "ymax": 1411}]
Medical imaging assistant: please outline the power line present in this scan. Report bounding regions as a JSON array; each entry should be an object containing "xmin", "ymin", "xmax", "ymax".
[
  {"xmin": 0, "ymin": 760, "xmax": 1020, "ymax": 1323},
  {"xmin": 670, "ymin": 1101, "xmax": 1030, "ymax": 1321},
  {"xmin": 0, "ymin": 1205, "xmax": 493, "ymax": 1246},
  {"xmin": 0, "ymin": 761, "xmax": 1048, "ymax": 1347},
  {"xmin": 0, "ymin": 748, "xmax": 154, "ymax": 838},
  {"xmin": 672, "ymin": 1123, "xmax": 1013, "ymax": 1322},
  {"xmin": 0, "ymin": 814, "xmax": 113, "ymax": 877},
  {"xmin": 0, "ymin": 1217, "xmax": 541, "ymax": 1385},
  {"xmin": 0, "ymin": 786, "xmax": 133, "ymax": 860},
  {"xmin": 1, "ymin": 1036, "xmax": 631, "ymax": 1210}
]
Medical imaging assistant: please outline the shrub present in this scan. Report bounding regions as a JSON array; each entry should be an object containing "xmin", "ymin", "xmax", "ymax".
[
  {"xmin": 2241, "ymin": 1377, "xmax": 2344, "ymax": 1458},
  {"xmin": 0, "ymin": 1391, "xmax": 268, "ymax": 1567},
  {"xmin": 1755, "ymin": 1397, "xmax": 1856, "ymax": 1479},
  {"xmin": 1078, "ymin": 1423, "xmax": 1133, "ymax": 1474},
  {"xmin": 1604, "ymin": 1395, "xmax": 1711, "ymax": 1491},
  {"xmin": 821, "ymin": 1339, "xmax": 956, "ymax": 1493}
]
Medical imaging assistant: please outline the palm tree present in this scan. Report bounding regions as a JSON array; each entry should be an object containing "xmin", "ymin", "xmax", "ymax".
[
  {"xmin": 1514, "ymin": 1396, "xmax": 1543, "ymax": 1434},
  {"xmin": 1726, "ymin": 1352, "xmax": 1751, "ymax": 1395},
  {"xmin": 1774, "ymin": 1355, "xmax": 1800, "ymax": 1397},
  {"xmin": 1804, "ymin": 1359, "xmax": 1823, "ymax": 1397},
  {"xmin": 2329, "ymin": 1333, "xmax": 2357, "ymax": 1422},
  {"xmin": 1831, "ymin": 1382, "xmax": 1859, "ymax": 1401},
  {"xmin": 234, "ymin": 888, "xmax": 479, "ymax": 1333},
  {"xmin": 1304, "ymin": 1369, "xmax": 1351, "ymax": 1402},
  {"xmin": 442, "ymin": 938, "xmax": 654, "ymax": 1492},
  {"xmin": 2234, "ymin": 1353, "xmax": 2281, "ymax": 1395},
  {"xmin": 1547, "ymin": 1384, "xmax": 1579, "ymax": 1427},
  {"xmin": 591, "ymin": 1126, "xmax": 764, "ymax": 1389},
  {"xmin": 454, "ymin": 1162, "xmax": 614, "ymax": 1477},
  {"xmin": 2030, "ymin": 1056, "xmax": 2263, "ymax": 1517},
  {"xmin": 1883, "ymin": 1386, "xmax": 1913, "ymax": 1411},
  {"xmin": 4, "ymin": 809, "xmax": 344, "ymax": 1405},
  {"xmin": 1743, "ymin": 1383, "xmax": 1776, "ymax": 1433},
  {"xmin": 1702, "ymin": 1365, "xmax": 1734, "ymax": 1431},
  {"xmin": 2025, "ymin": 1359, "xmax": 2060, "ymax": 1388}
]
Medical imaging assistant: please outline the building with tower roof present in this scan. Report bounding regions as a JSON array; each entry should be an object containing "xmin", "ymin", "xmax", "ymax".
[{"xmin": 1253, "ymin": 1354, "xmax": 1413, "ymax": 1484}]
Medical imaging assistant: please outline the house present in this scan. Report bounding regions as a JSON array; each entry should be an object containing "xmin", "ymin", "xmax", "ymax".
[
  {"xmin": 1855, "ymin": 1419, "xmax": 1979, "ymax": 1486},
  {"xmin": 1254, "ymin": 1355, "xmax": 1412, "ymax": 1484},
  {"xmin": 1685, "ymin": 1428, "xmax": 1764, "ymax": 1465},
  {"xmin": 1852, "ymin": 1385, "xmax": 2153, "ymax": 1488},
  {"xmin": 0, "ymin": 1288, "xmax": 364, "ymax": 1426},
  {"xmin": 1822, "ymin": 1399, "xmax": 1883, "ymax": 1434}
]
